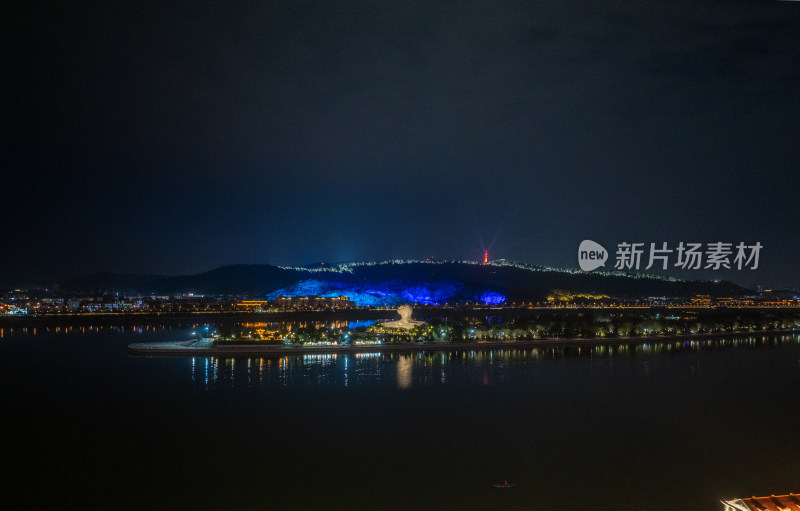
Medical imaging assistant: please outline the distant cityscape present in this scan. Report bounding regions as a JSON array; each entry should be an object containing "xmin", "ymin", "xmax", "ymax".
[
  {"xmin": 2, "ymin": 288, "xmax": 799, "ymax": 317},
  {"xmin": 2, "ymin": 257, "xmax": 798, "ymax": 318}
]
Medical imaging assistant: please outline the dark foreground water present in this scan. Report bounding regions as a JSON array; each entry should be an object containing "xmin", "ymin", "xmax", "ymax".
[{"xmin": 1, "ymin": 324, "xmax": 798, "ymax": 510}]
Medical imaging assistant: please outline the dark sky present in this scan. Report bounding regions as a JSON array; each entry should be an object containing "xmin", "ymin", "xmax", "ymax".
[{"xmin": 3, "ymin": 0, "xmax": 799, "ymax": 287}]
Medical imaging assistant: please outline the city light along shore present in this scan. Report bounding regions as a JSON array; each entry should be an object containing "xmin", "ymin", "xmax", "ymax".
[{"xmin": 129, "ymin": 327, "xmax": 799, "ymax": 357}]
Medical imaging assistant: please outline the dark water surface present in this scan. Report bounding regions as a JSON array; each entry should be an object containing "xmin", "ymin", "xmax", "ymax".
[{"xmin": 2, "ymin": 324, "xmax": 798, "ymax": 510}]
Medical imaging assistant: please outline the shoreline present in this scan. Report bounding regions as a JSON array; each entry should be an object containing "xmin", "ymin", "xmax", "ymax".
[
  {"xmin": 0, "ymin": 309, "xmax": 400, "ymax": 328},
  {"xmin": 3, "ymin": 305, "xmax": 799, "ymax": 328},
  {"xmin": 128, "ymin": 328, "xmax": 798, "ymax": 357}
]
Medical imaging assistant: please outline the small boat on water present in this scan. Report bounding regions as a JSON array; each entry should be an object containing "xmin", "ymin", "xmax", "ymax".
[{"xmin": 493, "ymin": 480, "xmax": 514, "ymax": 489}]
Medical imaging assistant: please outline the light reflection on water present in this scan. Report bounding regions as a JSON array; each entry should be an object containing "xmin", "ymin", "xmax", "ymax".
[
  {"xmin": 187, "ymin": 334, "xmax": 799, "ymax": 390},
  {"xmin": 1, "ymin": 323, "xmax": 798, "ymax": 511}
]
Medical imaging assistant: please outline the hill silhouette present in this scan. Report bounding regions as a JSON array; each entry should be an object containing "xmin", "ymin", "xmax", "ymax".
[{"xmin": 59, "ymin": 261, "xmax": 749, "ymax": 305}]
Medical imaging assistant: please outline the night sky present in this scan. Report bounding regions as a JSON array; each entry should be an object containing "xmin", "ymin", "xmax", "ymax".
[{"xmin": 4, "ymin": 1, "xmax": 799, "ymax": 287}]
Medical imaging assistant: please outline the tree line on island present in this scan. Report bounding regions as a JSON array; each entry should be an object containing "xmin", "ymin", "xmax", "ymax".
[{"xmin": 212, "ymin": 309, "xmax": 800, "ymax": 345}]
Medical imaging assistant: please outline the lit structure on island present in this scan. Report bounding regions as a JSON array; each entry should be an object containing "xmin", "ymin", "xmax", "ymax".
[{"xmin": 381, "ymin": 304, "xmax": 426, "ymax": 329}]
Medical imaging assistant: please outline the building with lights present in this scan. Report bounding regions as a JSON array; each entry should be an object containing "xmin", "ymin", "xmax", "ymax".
[{"xmin": 238, "ymin": 296, "xmax": 352, "ymax": 311}]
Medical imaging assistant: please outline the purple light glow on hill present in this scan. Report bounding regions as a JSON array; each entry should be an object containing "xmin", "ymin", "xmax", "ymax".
[{"xmin": 265, "ymin": 279, "xmax": 505, "ymax": 306}]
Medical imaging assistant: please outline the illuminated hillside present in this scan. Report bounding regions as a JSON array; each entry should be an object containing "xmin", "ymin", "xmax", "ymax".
[{"xmin": 76, "ymin": 259, "xmax": 752, "ymax": 305}]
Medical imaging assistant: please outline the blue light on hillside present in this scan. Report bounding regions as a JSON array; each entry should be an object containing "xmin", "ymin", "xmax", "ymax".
[
  {"xmin": 265, "ymin": 279, "xmax": 482, "ymax": 306},
  {"xmin": 478, "ymin": 291, "xmax": 506, "ymax": 305},
  {"xmin": 265, "ymin": 280, "xmax": 390, "ymax": 306},
  {"xmin": 399, "ymin": 283, "xmax": 459, "ymax": 305}
]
